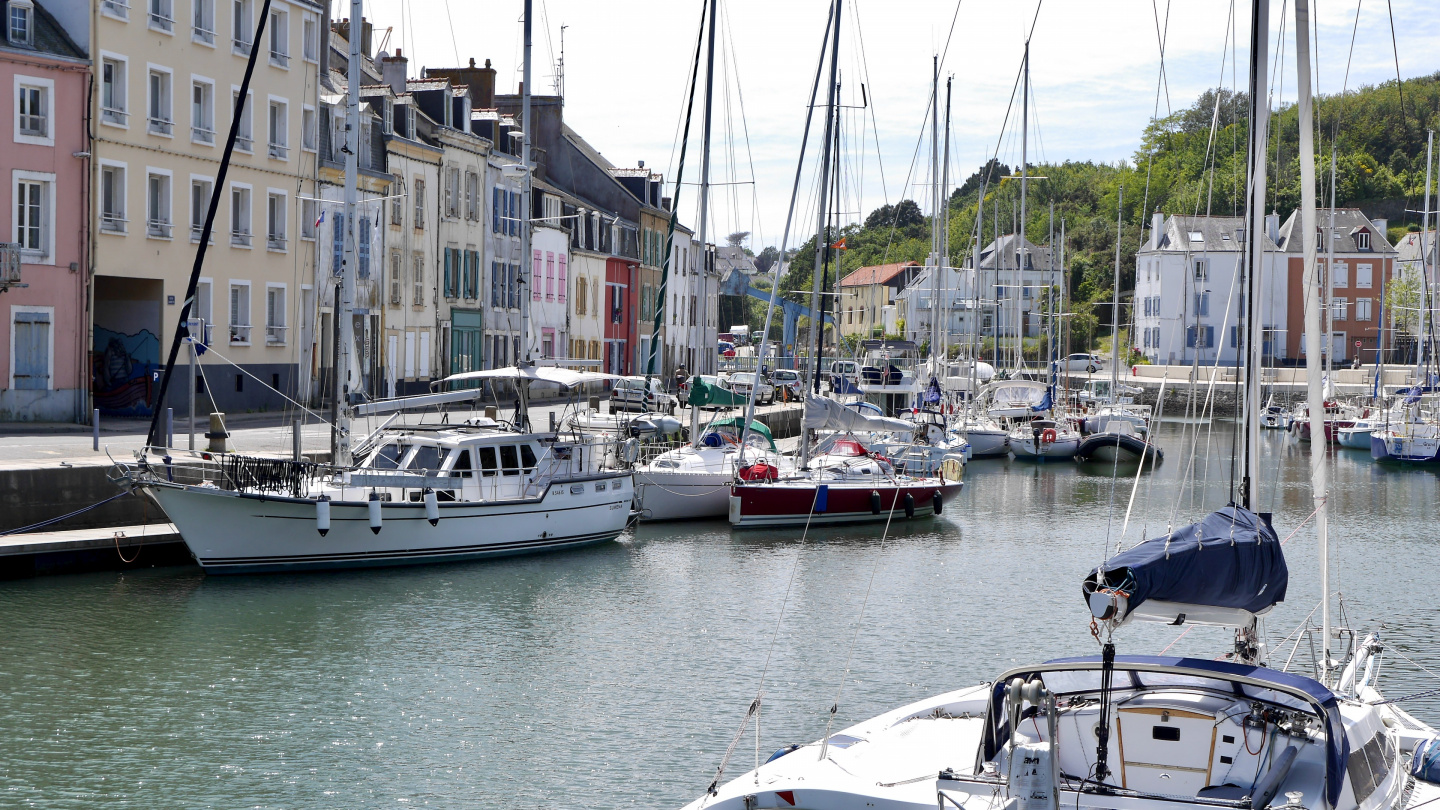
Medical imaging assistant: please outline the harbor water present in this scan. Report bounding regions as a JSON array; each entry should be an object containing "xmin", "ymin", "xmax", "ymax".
[{"xmin": 1, "ymin": 420, "xmax": 1437, "ymax": 808}]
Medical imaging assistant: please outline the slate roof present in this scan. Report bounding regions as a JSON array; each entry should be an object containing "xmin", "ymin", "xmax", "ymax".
[
  {"xmin": 1, "ymin": 0, "xmax": 85, "ymax": 60},
  {"xmin": 971, "ymin": 234, "xmax": 1055, "ymax": 270},
  {"xmin": 838, "ymin": 261, "xmax": 919, "ymax": 288},
  {"xmin": 1394, "ymin": 229, "xmax": 1436, "ymax": 267},
  {"xmin": 1274, "ymin": 208, "xmax": 1395, "ymax": 254},
  {"xmin": 1145, "ymin": 215, "xmax": 1275, "ymax": 253}
]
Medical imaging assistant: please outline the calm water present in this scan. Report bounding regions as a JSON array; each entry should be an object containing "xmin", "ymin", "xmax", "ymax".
[{"xmin": 2, "ymin": 422, "xmax": 1438, "ymax": 809}]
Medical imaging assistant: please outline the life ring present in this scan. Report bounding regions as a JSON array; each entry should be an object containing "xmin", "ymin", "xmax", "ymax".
[{"xmin": 1041, "ymin": 428, "xmax": 1058, "ymax": 444}]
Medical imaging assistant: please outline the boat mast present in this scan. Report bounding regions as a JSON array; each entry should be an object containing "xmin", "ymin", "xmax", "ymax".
[
  {"xmin": 928, "ymin": 56, "xmax": 941, "ymax": 376},
  {"xmin": 968, "ymin": 184, "xmax": 984, "ymax": 413},
  {"xmin": 940, "ymin": 77, "xmax": 953, "ymax": 369},
  {"xmin": 801, "ymin": 0, "xmax": 842, "ymax": 468},
  {"xmin": 333, "ymin": 0, "xmax": 364, "ymax": 467},
  {"xmin": 1295, "ymin": 0, "xmax": 1330, "ymax": 684},
  {"xmin": 1112, "ymin": 187, "xmax": 1123, "ymax": 401},
  {"xmin": 1240, "ymin": 0, "xmax": 1270, "ymax": 513},
  {"xmin": 691, "ymin": 0, "xmax": 717, "ymax": 444},
  {"xmin": 1419, "ymin": 134, "xmax": 1433, "ymax": 382},
  {"xmin": 1017, "ymin": 40, "xmax": 1030, "ymax": 375},
  {"xmin": 520, "ymin": 0, "xmax": 534, "ymax": 365}
]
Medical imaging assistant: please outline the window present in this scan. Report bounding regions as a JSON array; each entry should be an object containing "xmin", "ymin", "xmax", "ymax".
[
  {"xmin": 444, "ymin": 166, "xmax": 459, "ymax": 218},
  {"xmin": 13, "ymin": 175, "xmax": 50, "ymax": 257},
  {"xmin": 413, "ymin": 179, "xmax": 425, "ymax": 228},
  {"xmin": 1186, "ymin": 325, "xmax": 1214, "ymax": 349},
  {"xmin": 465, "ymin": 172, "xmax": 478, "ymax": 220},
  {"xmin": 389, "ymin": 251, "xmax": 403, "ymax": 305},
  {"xmin": 232, "ymin": 90, "xmax": 252, "ymax": 151},
  {"xmin": 1193, "ymin": 259, "xmax": 1207, "ymax": 280},
  {"xmin": 413, "ymin": 252, "xmax": 425, "ymax": 306},
  {"xmin": 611, "ymin": 284, "xmax": 624, "ymax": 324},
  {"xmin": 300, "ymin": 197, "xmax": 318, "ymax": 240},
  {"xmin": 465, "ymin": 249, "xmax": 480, "ymax": 299},
  {"xmin": 11, "ymin": 309, "xmax": 50, "ymax": 390},
  {"xmin": 267, "ymin": 99, "xmax": 288, "ymax": 159},
  {"xmin": 389, "ymin": 181, "xmax": 404, "ymax": 225},
  {"xmin": 148, "ymin": 0, "xmax": 173, "ymax": 32},
  {"xmin": 544, "ymin": 252, "xmax": 554, "ymax": 301},
  {"xmin": 146, "ymin": 171, "xmax": 172, "ymax": 238},
  {"xmin": 16, "ymin": 80, "xmax": 48, "ymax": 141},
  {"xmin": 194, "ymin": 279, "xmax": 213, "ymax": 329},
  {"xmin": 509, "ymin": 191, "xmax": 520, "ymax": 236},
  {"xmin": 229, "ymin": 184, "xmax": 251, "ymax": 246},
  {"xmin": 229, "ymin": 281, "xmax": 251, "ymax": 343},
  {"xmin": 1193, "ymin": 292, "xmax": 1210, "ymax": 317},
  {"xmin": 1355, "ymin": 262, "xmax": 1372, "ymax": 289},
  {"xmin": 9, "ymin": 0, "xmax": 33, "ymax": 46},
  {"xmin": 101, "ymin": 0, "xmax": 128, "ymax": 21},
  {"xmin": 1357, "ymin": 231, "xmax": 1371, "ymax": 250},
  {"xmin": 263, "ymin": 284, "xmax": 286, "ymax": 343},
  {"xmin": 191, "ymin": 79, "xmax": 215, "ymax": 144},
  {"xmin": 192, "ymin": 0, "xmax": 215, "ymax": 45},
  {"xmin": 508, "ymin": 263, "xmax": 521, "ymax": 309},
  {"xmin": 189, "ymin": 177, "xmax": 213, "ymax": 241},
  {"xmin": 147, "ymin": 67, "xmax": 173, "ymax": 135},
  {"xmin": 357, "ymin": 218, "xmax": 371, "ymax": 278},
  {"xmin": 266, "ymin": 191, "xmax": 286, "ymax": 250},
  {"xmin": 101, "ymin": 57, "xmax": 128, "ymax": 126},
  {"xmin": 301, "ymin": 14, "xmax": 319, "ymax": 62},
  {"xmin": 1332, "ymin": 297, "xmax": 1348, "ymax": 322},
  {"xmin": 533, "ymin": 250, "xmax": 543, "ymax": 301},
  {"xmin": 301, "ymin": 105, "xmax": 317, "ymax": 151},
  {"xmin": 231, "ymin": 0, "xmax": 252, "ymax": 55},
  {"xmin": 1331, "ymin": 261, "xmax": 1348, "ymax": 288},
  {"xmin": 1356, "ymin": 297, "xmax": 1373, "ymax": 322},
  {"xmin": 492, "ymin": 186, "xmax": 502, "ymax": 232},
  {"xmin": 267, "ymin": 8, "xmax": 288, "ymax": 67},
  {"xmin": 576, "ymin": 276, "xmax": 587, "ymax": 315},
  {"xmin": 100, "ymin": 163, "xmax": 127, "ymax": 233}
]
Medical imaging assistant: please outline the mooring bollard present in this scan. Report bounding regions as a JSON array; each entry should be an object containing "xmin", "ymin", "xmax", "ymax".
[
  {"xmin": 206, "ymin": 412, "xmax": 229, "ymax": 453},
  {"xmin": 549, "ymin": 411, "xmax": 557, "ymax": 432},
  {"xmin": 92, "ymin": 408, "xmax": 99, "ymax": 452}
]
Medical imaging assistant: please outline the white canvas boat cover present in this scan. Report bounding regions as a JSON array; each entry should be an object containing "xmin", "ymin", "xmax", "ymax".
[
  {"xmin": 803, "ymin": 394, "xmax": 914, "ymax": 433},
  {"xmin": 440, "ymin": 365, "xmax": 621, "ymax": 388}
]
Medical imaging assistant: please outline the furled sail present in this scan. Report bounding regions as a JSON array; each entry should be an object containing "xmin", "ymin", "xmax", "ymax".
[
  {"xmin": 802, "ymin": 394, "xmax": 914, "ymax": 434},
  {"xmin": 1082, "ymin": 507, "xmax": 1288, "ymax": 627}
]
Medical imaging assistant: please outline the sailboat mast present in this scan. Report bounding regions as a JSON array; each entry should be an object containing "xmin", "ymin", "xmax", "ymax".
[
  {"xmin": 929, "ymin": 56, "xmax": 941, "ymax": 368},
  {"xmin": 1419, "ymin": 134, "xmax": 1433, "ymax": 381},
  {"xmin": 1112, "ymin": 188, "xmax": 1123, "ymax": 398},
  {"xmin": 691, "ymin": 0, "xmax": 717, "ymax": 444},
  {"xmin": 1018, "ymin": 41, "xmax": 1030, "ymax": 373},
  {"xmin": 1240, "ymin": 0, "xmax": 1270, "ymax": 512},
  {"xmin": 801, "ymin": 0, "xmax": 842, "ymax": 467},
  {"xmin": 940, "ymin": 77, "xmax": 952, "ymax": 367},
  {"xmin": 520, "ymin": 0, "xmax": 534, "ymax": 363},
  {"xmin": 333, "ymin": 0, "xmax": 364, "ymax": 467}
]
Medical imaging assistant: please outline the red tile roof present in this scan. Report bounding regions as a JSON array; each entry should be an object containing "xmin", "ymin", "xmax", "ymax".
[{"xmin": 838, "ymin": 261, "xmax": 919, "ymax": 287}]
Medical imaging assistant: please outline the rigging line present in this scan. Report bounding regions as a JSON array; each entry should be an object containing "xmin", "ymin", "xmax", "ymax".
[
  {"xmin": 818, "ymin": 490, "xmax": 903, "ymax": 762},
  {"xmin": 1118, "ymin": 374, "xmax": 1167, "ymax": 546},
  {"xmin": 1383, "ymin": 0, "xmax": 1409, "ymax": 137},
  {"xmin": 1139, "ymin": 0, "xmax": 1172, "ymax": 252},
  {"xmin": 441, "ymin": 0, "xmax": 460, "ymax": 65},
  {"xmin": 191, "ymin": 338, "xmax": 334, "ymax": 426},
  {"xmin": 664, "ymin": 1, "xmax": 709, "ymax": 187},
  {"xmin": 1386, "ymin": 646, "xmax": 1440, "ymax": 686}
]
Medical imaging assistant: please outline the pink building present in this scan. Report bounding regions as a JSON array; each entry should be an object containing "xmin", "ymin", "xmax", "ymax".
[{"xmin": 0, "ymin": 0, "xmax": 88, "ymax": 420}]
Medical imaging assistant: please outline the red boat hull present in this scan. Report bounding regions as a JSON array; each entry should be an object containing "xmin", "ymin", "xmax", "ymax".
[{"xmin": 728, "ymin": 479, "xmax": 964, "ymax": 528}]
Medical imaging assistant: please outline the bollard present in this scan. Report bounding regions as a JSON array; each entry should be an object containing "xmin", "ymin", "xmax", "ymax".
[
  {"xmin": 92, "ymin": 408, "xmax": 99, "ymax": 451},
  {"xmin": 484, "ymin": 405, "xmax": 497, "ymax": 421},
  {"xmin": 165, "ymin": 408, "xmax": 174, "ymax": 450},
  {"xmin": 549, "ymin": 411, "xmax": 557, "ymax": 432},
  {"xmin": 588, "ymin": 395, "xmax": 600, "ymax": 411},
  {"xmin": 292, "ymin": 419, "xmax": 302, "ymax": 461},
  {"xmin": 206, "ymin": 412, "xmax": 230, "ymax": 453}
]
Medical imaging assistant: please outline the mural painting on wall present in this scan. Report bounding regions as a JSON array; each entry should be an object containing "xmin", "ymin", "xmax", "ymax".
[{"xmin": 92, "ymin": 299, "xmax": 161, "ymax": 417}]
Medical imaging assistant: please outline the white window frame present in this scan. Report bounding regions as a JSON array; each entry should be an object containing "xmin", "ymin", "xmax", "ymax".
[
  {"xmin": 228, "ymin": 280, "xmax": 251, "ymax": 344},
  {"xmin": 229, "ymin": 181, "xmax": 252, "ymax": 248},
  {"xmin": 230, "ymin": 87, "xmax": 252, "ymax": 152},
  {"xmin": 189, "ymin": 173, "xmax": 214, "ymax": 243},
  {"xmin": 190, "ymin": 75, "xmax": 216, "ymax": 145},
  {"xmin": 145, "ymin": 166, "xmax": 173, "ymax": 240},
  {"xmin": 99, "ymin": 159, "xmax": 128, "ymax": 234},
  {"xmin": 1356, "ymin": 297, "xmax": 1373, "ymax": 322},
  {"xmin": 1332, "ymin": 297, "xmax": 1348, "ymax": 321},
  {"xmin": 1330, "ymin": 260, "xmax": 1349, "ymax": 288},
  {"xmin": 231, "ymin": 0, "xmax": 253, "ymax": 56},
  {"xmin": 266, "ymin": 95, "xmax": 288, "ymax": 160},
  {"xmin": 301, "ymin": 13, "xmax": 319, "ymax": 63},
  {"xmin": 267, "ymin": 7, "xmax": 289, "ymax": 68},
  {"xmin": 194, "ymin": 277, "xmax": 213, "ymax": 330},
  {"xmin": 100, "ymin": 53, "xmax": 129, "ymax": 129},
  {"xmin": 1355, "ymin": 262, "xmax": 1373, "ymax": 289},
  {"xmin": 8, "ymin": 0, "xmax": 34, "ymax": 47},
  {"xmin": 1357, "ymin": 231, "xmax": 1371, "ymax": 250},
  {"xmin": 10, "ymin": 305, "xmax": 54, "ymax": 391},
  {"xmin": 264, "ymin": 282, "xmax": 287, "ymax": 344},
  {"xmin": 191, "ymin": 0, "xmax": 216, "ymax": 46},
  {"xmin": 147, "ymin": 0, "xmax": 175, "ymax": 34},
  {"xmin": 299, "ymin": 197, "xmax": 318, "ymax": 241},
  {"xmin": 14, "ymin": 75, "xmax": 53, "ymax": 146},
  {"xmin": 12, "ymin": 169, "xmax": 55, "ymax": 263},
  {"xmin": 301, "ymin": 104, "xmax": 317, "ymax": 152},
  {"xmin": 265, "ymin": 187, "xmax": 287, "ymax": 252},
  {"xmin": 146, "ymin": 63, "xmax": 174, "ymax": 137},
  {"xmin": 100, "ymin": 0, "xmax": 129, "ymax": 23}
]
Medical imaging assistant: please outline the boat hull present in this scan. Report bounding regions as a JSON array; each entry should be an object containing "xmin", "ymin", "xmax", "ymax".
[
  {"xmin": 1009, "ymin": 435, "xmax": 1080, "ymax": 460},
  {"xmin": 1076, "ymin": 433, "xmax": 1163, "ymax": 464},
  {"xmin": 728, "ymin": 479, "xmax": 963, "ymax": 528},
  {"xmin": 1371, "ymin": 434, "xmax": 1440, "ymax": 463},
  {"xmin": 635, "ymin": 469, "xmax": 733, "ymax": 521},
  {"xmin": 145, "ymin": 475, "xmax": 635, "ymax": 573},
  {"xmin": 1336, "ymin": 427, "xmax": 1374, "ymax": 449},
  {"xmin": 961, "ymin": 429, "xmax": 1009, "ymax": 458}
]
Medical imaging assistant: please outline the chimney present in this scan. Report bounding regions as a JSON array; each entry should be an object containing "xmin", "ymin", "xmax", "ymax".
[
  {"xmin": 381, "ymin": 48, "xmax": 408, "ymax": 95},
  {"xmin": 661, "ymin": 196, "xmax": 672, "ymax": 211},
  {"xmin": 1151, "ymin": 209, "xmax": 1164, "ymax": 248},
  {"xmin": 361, "ymin": 17, "xmax": 373, "ymax": 58},
  {"xmin": 423, "ymin": 57, "xmax": 497, "ymax": 110},
  {"xmin": 1372, "ymin": 218, "xmax": 1388, "ymax": 240},
  {"xmin": 1265, "ymin": 212, "xmax": 1280, "ymax": 245}
]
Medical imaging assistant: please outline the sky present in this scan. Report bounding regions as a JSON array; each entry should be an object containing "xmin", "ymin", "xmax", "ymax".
[{"xmin": 353, "ymin": 0, "xmax": 1440, "ymax": 251}]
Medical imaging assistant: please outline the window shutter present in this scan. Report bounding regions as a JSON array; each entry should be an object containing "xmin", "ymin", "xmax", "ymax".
[
  {"xmin": 532, "ymin": 250, "xmax": 542, "ymax": 301},
  {"xmin": 558, "ymin": 256, "xmax": 567, "ymax": 303},
  {"xmin": 332, "ymin": 213, "xmax": 343, "ymax": 276},
  {"xmin": 1186, "ymin": 326, "xmax": 1196, "ymax": 348},
  {"xmin": 358, "ymin": 218, "xmax": 371, "ymax": 277},
  {"xmin": 1205, "ymin": 326, "xmax": 1214, "ymax": 348}
]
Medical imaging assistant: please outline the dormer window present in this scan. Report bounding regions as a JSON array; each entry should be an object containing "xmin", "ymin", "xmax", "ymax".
[
  {"xmin": 1357, "ymin": 231, "xmax": 1371, "ymax": 250},
  {"xmin": 9, "ymin": 0, "xmax": 34, "ymax": 47},
  {"xmin": 382, "ymin": 99, "xmax": 393, "ymax": 135}
]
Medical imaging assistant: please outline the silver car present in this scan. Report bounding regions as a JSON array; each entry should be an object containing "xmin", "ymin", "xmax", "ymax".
[{"xmin": 727, "ymin": 372, "xmax": 775, "ymax": 405}]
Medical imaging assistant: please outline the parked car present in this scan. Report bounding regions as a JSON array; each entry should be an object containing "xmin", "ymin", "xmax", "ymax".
[
  {"xmin": 828, "ymin": 360, "xmax": 861, "ymax": 394},
  {"xmin": 727, "ymin": 372, "xmax": 775, "ymax": 405},
  {"xmin": 609, "ymin": 376, "xmax": 679, "ymax": 414},
  {"xmin": 1055, "ymin": 353, "xmax": 1106, "ymax": 374},
  {"xmin": 769, "ymin": 369, "xmax": 804, "ymax": 401},
  {"xmin": 718, "ymin": 341, "xmax": 736, "ymax": 358}
]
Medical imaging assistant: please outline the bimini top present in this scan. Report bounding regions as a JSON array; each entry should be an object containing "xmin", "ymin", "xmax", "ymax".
[
  {"xmin": 704, "ymin": 417, "xmax": 775, "ymax": 450},
  {"xmin": 983, "ymin": 654, "xmax": 1348, "ymax": 806},
  {"xmin": 1083, "ymin": 506, "xmax": 1288, "ymax": 625}
]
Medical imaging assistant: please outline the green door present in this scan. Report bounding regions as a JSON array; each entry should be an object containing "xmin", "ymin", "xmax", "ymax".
[{"xmin": 450, "ymin": 310, "xmax": 484, "ymax": 386}]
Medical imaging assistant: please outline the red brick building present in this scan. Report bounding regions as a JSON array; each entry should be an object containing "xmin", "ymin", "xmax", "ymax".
[{"xmin": 1275, "ymin": 209, "xmax": 1396, "ymax": 365}]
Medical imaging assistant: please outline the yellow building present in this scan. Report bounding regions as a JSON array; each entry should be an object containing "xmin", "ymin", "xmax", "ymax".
[
  {"xmin": 89, "ymin": 0, "xmax": 324, "ymax": 417},
  {"xmin": 837, "ymin": 261, "xmax": 920, "ymax": 340}
]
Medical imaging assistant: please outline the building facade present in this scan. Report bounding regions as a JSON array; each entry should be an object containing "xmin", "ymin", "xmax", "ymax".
[
  {"xmin": 838, "ymin": 261, "xmax": 919, "ymax": 341},
  {"xmin": 1, "ymin": 0, "xmax": 88, "ymax": 421},
  {"xmin": 1276, "ymin": 208, "xmax": 1395, "ymax": 365}
]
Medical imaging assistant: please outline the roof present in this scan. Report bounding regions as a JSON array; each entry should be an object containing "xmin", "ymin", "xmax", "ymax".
[
  {"xmin": 1145, "ymin": 214, "xmax": 1277, "ymax": 253},
  {"xmin": 1, "ymin": 0, "xmax": 86, "ymax": 60},
  {"xmin": 405, "ymin": 78, "xmax": 451, "ymax": 92},
  {"xmin": 1395, "ymin": 229, "xmax": 1436, "ymax": 266},
  {"xmin": 839, "ymin": 261, "xmax": 920, "ymax": 288},
  {"xmin": 972, "ymin": 234, "xmax": 1056, "ymax": 270},
  {"xmin": 1275, "ymin": 208, "xmax": 1395, "ymax": 255}
]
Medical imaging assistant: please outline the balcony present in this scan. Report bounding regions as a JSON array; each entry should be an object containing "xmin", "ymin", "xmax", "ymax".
[
  {"xmin": 232, "ymin": 37, "xmax": 252, "ymax": 57},
  {"xmin": 192, "ymin": 125, "xmax": 215, "ymax": 145},
  {"xmin": 100, "ymin": 213, "xmax": 128, "ymax": 234},
  {"xmin": 147, "ymin": 116, "xmax": 173, "ymax": 136},
  {"xmin": 192, "ymin": 24, "xmax": 215, "ymax": 45},
  {"xmin": 101, "ymin": 0, "xmax": 129, "ymax": 20},
  {"xmin": 265, "ymin": 325, "xmax": 287, "ymax": 344},
  {"xmin": 146, "ymin": 219, "xmax": 173, "ymax": 239},
  {"xmin": 266, "ymin": 234, "xmax": 287, "ymax": 251},
  {"xmin": 231, "ymin": 230, "xmax": 252, "ymax": 247},
  {"xmin": 229, "ymin": 324, "xmax": 251, "ymax": 344},
  {"xmin": 269, "ymin": 49, "xmax": 289, "ymax": 68},
  {"xmin": 101, "ymin": 107, "xmax": 129, "ymax": 127},
  {"xmin": 148, "ymin": 10, "xmax": 174, "ymax": 33},
  {"xmin": 234, "ymin": 135, "xmax": 253, "ymax": 152},
  {"xmin": 267, "ymin": 142, "xmax": 289, "ymax": 160}
]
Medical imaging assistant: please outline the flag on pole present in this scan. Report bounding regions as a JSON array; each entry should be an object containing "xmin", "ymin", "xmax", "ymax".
[
  {"xmin": 315, "ymin": 209, "xmax": 326, "ymax": 229},
  {"xmin": 831, "ymin": 236, "xmax": 847, "ymax": 250}
]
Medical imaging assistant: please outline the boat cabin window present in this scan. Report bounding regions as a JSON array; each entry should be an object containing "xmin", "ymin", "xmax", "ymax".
[
  {"xmin": 477, "ymin": 446, "xmax": 498, "ymax": 476},
  {"xmin": 520, "ymin": 444, "xmax": 538, "ymax": 471},
  {"xmin": 406, "ymin": 445, "xmax": 443, "ymax": 472},
  {"xmin": 1348, "ymin": 731, "xmax": 1392, "ymax": 804},
  {"xmin": 499, "ymin": 445, "xmax": 520, "ymax": 475},
  {"xmin": 448, "ymin": 449, "xmax": 473, "ymax": 478},
  {"xmin": 368, "ymin": 443, "xmax": 404, "ymax": 469}
]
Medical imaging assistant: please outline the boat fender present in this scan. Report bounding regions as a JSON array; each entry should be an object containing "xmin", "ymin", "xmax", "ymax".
[
  {"xmin": 424, "ymin": 488, "xmax": 439, "ymax": 526},
  {"xmin": 932, "ymin": 490, "xmax": 943, "ymax": 515},
  {"xmin": 368, "ymin": 492, "xmax": 383, "ymax": 535},
  {"xmin": 1041, "ymin": 428, "xmax": 1058, "ymax": 444},
  {"xmin": 903, "ymin": 492, "xmax": 915, "ymax": 519},
  {"xmin": 315, "ymin": 495, "xmax": 331, "ymax": 536},
  {"xmin": 1414, "ymin": 736, "xmax": 1440, "ymax": 785},
  {"xmin": 870, "ymin": 490, "xmax": 882, "ymax": 515},
  {"xmin": 621, "ymin": 438, "xmax": 640, "ymax": 464}
]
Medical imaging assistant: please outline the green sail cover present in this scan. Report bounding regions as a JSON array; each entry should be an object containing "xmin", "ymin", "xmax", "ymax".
[
  {"xmin": 704, "ymin": 416, "xmax": 775, "ymax": 450},
  {"xmin": 688, "ymin": 376, "xmax": 748, "ymax": 408}
]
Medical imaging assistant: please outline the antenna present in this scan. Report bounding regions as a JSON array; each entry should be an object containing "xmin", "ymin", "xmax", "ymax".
[{"xmin": 555, "ymin": 23, "xmax": 567, "ymax": 97}]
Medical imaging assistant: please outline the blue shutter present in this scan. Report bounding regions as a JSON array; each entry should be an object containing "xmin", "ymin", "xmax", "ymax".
[
  {"xmin": 491, "ymin": 261, "xmax": 500, "ymax": 306},
  {"xmin": 1186, "ymin": 326, "xmax": 1196, "ymax": 348},
  {"xmin": 358, "ymin": 217, "xmax": 371, "ymax": 278},
  {"xmin": 443, "ymin": 249, "xmax": 454, "ymax": 297},
  {"xmin": 492, "ymin": 187, "xmax": 501, "ymax": 232},
  {"xmin": 1205, "ymin": 326, "xmax": 1215, "ymax": 348},
  {"xmin": 332, "ymin": 213, "xmax": 343, "ymax": 276},
  {"xmin": 12, "ymin": 312, "xmax": 50, "ymax": 390}
]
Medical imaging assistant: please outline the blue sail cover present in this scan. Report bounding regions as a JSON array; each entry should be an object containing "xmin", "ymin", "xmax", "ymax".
[{"xmin": 1083, "ymin": 506, "xmax": 1287, "ymax": 616}]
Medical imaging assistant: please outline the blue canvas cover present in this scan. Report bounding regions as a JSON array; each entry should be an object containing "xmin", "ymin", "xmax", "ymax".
[{"xmin": 1083, "ymin": 506, "xmax": 1287, "ymax": 616}]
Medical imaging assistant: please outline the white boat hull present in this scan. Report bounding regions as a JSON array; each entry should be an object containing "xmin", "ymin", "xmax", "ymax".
[
  {"xmin": 145, "ymin": 475, "xmax": 635, "ymax": 573},
  {"xmin": 962, "ymin": 429, "xmax": 1010, "ymax": 457},
  {"xmin": 1009, "ymin": 435, "xmax": 1080, "ymax": 460},
  {"xmin": 635, "ymin": 469, "xmax": 733, "ymax": 521}
]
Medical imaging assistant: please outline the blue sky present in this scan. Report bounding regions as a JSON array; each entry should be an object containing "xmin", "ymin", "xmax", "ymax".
[{"xmin": 357, "ymin": 0, "xmax": 1440, "ymax": 250}]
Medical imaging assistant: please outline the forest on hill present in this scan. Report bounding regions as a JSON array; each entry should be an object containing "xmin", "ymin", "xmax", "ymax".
[{"xmin": 738, "ymin": 71, "xmax": 1440, "ymax": 353}]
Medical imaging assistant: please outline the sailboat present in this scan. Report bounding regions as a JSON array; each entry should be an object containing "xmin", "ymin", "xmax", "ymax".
[
  {"xmin": 689, "ymin": 3, "xmax": 1437, "ymax": 807},
  {"xmin": 115, "ymin": 0, "xmax": 635, "ymax": 573}
]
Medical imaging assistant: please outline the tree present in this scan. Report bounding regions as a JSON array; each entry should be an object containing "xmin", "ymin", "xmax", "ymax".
[
  {"xmin": 1386, "ymin": 267, "xmax": 1423, "ymax": 337},
  {"xmin": 957, "ymin": 158, "xmax": 1011, "ymax": 197},
  {"xmin": 726, "ymin": 231, "xmax": 750, "ymax": 248},
  {"xmin": 755, "ymin": 246, "xmax": 780, "ymax": 274},
  {"xmin": 863, "ymin": 200, "xmax": 925, "ymax": 231}
]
